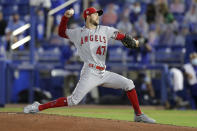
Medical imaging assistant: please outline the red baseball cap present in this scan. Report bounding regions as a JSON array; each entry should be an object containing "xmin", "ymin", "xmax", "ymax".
[{"xmin": 83, "ymin": 7, "xmax": 103, "ymax": 19}]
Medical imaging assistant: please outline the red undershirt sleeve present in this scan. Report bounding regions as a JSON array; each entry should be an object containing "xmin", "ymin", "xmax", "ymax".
[
  {"xmin": 115, "ymin": 32, "xmax": 125, "ymax": 40},
  {"xmin": 58, "ymin": 16, "xmax": 69, "ymax": 39}
]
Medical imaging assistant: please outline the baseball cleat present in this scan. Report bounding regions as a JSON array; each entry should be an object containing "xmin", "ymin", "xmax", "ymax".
[
  {"xmin": 134, "ymin": 114, "xmax": 156, "ymax": 124},
  {"xmin": 23, "ymin": 101, "xmax": 40, "ymax": 114}
]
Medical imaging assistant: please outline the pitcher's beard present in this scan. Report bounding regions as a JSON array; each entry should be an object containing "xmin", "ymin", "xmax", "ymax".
[{"xmin": 90, "ymin": 19, "xmax": 99, "ymax": 26}]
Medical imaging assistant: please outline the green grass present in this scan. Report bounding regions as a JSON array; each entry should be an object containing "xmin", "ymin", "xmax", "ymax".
[{"xmin": 0, "ymin": 107, "xmax": 197, "ymax": 128}]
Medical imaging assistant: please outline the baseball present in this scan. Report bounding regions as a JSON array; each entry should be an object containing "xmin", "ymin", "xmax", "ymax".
[{"xmin": 69, "ymin": 9, "xmax": 74, "ymax": 15}]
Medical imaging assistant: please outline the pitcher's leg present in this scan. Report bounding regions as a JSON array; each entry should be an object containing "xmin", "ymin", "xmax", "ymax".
[
  {"xmin": 38, "ymin": 71, "xmax": 100, "ymax": 111},
  {"xmin": 67, "ymin": 71, "xmax": 101, "ymax": 106},
  {"xmin": 67, "ymin": 78, "xmax": 98, "ymax": 106},
  {"xmin": 101, "ymin": 71, "xmax": 156, "ymax": 123},
  {"xmin": 126, "ymin": 89, "xmax": 142, "ymax": 115},
  {"xmin": 101, "ymin": 71, "xmax": 135, "ymax": 91},
  {"xmin": 39, "ymin": 97, "xmax": 68, "ymax": 111},
  {"xmin": 102, "ymin": 71, "xmax": 141, "ymax": 115}
]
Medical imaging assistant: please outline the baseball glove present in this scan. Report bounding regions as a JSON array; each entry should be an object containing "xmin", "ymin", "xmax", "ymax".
[{"xmin": 121, "ymin": 34, "xmax": 139, "ymax": 49}]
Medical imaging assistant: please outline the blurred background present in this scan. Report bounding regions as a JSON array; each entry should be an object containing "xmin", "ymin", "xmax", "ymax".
[{"xmin": 0, "ymin": 0, "xmax": 197, "ymax": 110}]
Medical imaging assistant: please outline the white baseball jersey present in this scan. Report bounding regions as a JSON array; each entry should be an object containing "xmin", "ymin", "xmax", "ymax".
[{"xmin": 65, "ymin": 25, "xmax": 135, "ymax": 106}]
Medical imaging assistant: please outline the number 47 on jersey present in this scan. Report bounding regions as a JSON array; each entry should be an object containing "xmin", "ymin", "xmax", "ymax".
[{"xmin": 96, "ymin": 46, "xmax": 106, "ymax": 55}]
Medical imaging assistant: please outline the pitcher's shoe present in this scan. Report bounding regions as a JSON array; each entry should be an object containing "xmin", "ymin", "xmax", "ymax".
[
  {"xmin": 24, "ymin": 101, "xmax": 40, "ymax": 114},
  {"xmin": 134, "ymin": 114, "xmax": 156, "ymax": 123}
]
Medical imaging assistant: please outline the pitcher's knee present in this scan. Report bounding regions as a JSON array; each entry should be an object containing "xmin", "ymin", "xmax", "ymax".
[
  {"xmin": 67, "ymin": 95, "xmax": 81, "ymax": 106},
  {"xmin": 124, "ymin": 79, "xmax": 135, "ymax": 91}
]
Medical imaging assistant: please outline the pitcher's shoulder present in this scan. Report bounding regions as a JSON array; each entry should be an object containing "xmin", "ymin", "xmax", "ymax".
[
  {"xmin": 69, "ymin": 27, "xmax": 83, "ymax": 33},
  {"xmin": 98, "ymin": 25, "xmax": 112, "ymax": 31},
  {"xmin": 99, "ymin": 25, "xmax": 108, "ymax": 29}
]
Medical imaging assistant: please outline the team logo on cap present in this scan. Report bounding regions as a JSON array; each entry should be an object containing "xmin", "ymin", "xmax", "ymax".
[{"xmin": 86, "ymin": 11, "xmax": 89, "ymax": 14}]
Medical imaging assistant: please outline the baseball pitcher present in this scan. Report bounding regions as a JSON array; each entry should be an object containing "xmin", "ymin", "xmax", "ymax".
[{"xmin": 24, "ymin": 7, "xmax": 155, "ymax": 123}]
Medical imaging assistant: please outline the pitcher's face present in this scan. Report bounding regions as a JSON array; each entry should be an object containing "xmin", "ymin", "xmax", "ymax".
[{"xmin": 89, "ymin": 13, "xmax": 99, "ymax": 26}]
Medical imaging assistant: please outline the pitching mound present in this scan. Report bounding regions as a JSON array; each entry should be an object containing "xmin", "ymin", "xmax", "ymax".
[{"xmin": 0, "ymin": 112, "xmax": 196, "ymax": 131}]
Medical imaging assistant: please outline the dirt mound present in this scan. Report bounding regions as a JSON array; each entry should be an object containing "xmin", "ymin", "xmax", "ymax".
[{"xmin": 0, "ymin": 112, "xmax": 196, "ymax": 131}]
